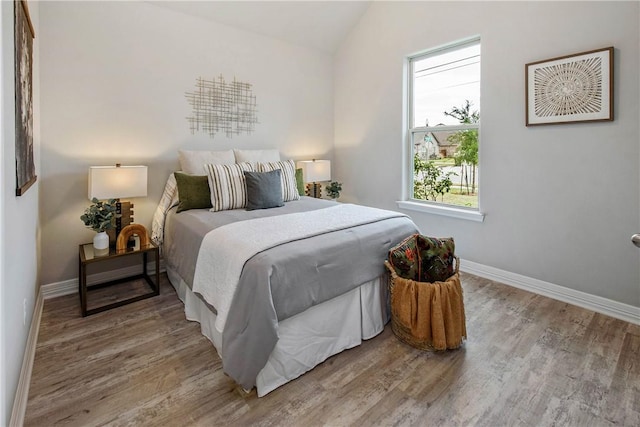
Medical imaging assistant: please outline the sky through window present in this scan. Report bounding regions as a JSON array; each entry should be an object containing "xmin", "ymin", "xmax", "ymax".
[{"xmin": 412, "ymin": 43, "xmax": 480, "ymax": 127}]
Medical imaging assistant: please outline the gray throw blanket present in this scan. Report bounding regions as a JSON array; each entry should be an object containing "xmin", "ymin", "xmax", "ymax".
[{"xmin": 221, "ymin": 214, "xmax": 418, "ymax": 390}]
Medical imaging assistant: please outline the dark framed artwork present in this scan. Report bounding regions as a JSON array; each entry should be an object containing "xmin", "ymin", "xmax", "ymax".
[
  {"xmin": 526, "ymin": 47, "xmax": 613, "ymax": 126},
  {"xmin": 14, "ymin": 0, "xmax": 36, "ymax": 196}
]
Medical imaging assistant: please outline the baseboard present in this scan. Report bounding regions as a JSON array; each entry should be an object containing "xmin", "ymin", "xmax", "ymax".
[
  {"xmin": 9, "ymin": 291, "xmax": 44, "ymax": 427},
  {"xmin": 41, "ymin": 260, "xmax": 164, "ymax": 300},
  {"xmin": 45, "ymin": 258, "xmax": 639, "ymax": 325},
  {"xmin": 460, "ymin": 259, "xmax": 640, "ymax": 325}
]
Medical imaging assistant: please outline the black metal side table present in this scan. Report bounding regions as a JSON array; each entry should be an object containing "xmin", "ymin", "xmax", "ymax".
[{"xmin": 78, "ymin": 241, "xmax": 160, "ymax": 316}]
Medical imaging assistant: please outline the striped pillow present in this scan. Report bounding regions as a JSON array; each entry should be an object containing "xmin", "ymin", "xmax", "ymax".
[
  {"xmin": 204, "ymin": 162, "xmax": 254, "ymax": 211},
  {"xmin": 258, "ymin": 160, "xmax": 300, "ymax": 202}
]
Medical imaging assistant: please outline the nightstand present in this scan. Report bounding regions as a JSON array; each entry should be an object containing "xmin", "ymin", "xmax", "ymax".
[{"xmin": 78, "ymin": 241, "xmax": 160, "ymax": 316}]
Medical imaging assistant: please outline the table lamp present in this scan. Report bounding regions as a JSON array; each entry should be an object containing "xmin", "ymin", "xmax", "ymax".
[
  {"xmin": 297, "ymin": 159, "xmax": 330, "ymax": 198},
  {"xmin": 88, "ymin": 164, "xmax": 148, "ymax": 247}
]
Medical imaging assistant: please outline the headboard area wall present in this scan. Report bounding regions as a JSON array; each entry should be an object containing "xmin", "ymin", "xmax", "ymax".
[{"xmin": 38, "ymin": 1, "xmax": 334, "ymax": 285}]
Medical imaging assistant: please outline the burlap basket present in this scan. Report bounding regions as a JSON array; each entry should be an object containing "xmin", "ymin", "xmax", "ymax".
[{"xmin": 384, "ymin": 254, "xmax": 466, "ymax": 351}]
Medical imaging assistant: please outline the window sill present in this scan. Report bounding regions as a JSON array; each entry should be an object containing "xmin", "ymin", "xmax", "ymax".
[{"xmin": 396, "ymin": 200, "xmax": 485, "ymax": 222}]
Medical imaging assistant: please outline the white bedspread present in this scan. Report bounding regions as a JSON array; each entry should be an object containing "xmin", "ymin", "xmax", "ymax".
[{"xmin": 191, "ymin": 203, "xmax": 406, "ymax": 334}]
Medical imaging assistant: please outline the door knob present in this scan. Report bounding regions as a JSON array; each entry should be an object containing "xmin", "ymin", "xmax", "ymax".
[{"xmin": 633, "ymin": 234, "xmax": 640, "ymax": 248}]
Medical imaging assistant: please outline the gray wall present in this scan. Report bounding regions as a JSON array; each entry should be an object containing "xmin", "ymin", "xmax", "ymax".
[
  {"xmin": 38, "ymin": 1, "xmax": 335, "ymax": 285},
  {"xmin": 1, "ymin": 0, "xmax": 40, "ymax": 423},
  {"xmin": 334, "ymin": 1, "xmax": 640, "ymax": 307}
]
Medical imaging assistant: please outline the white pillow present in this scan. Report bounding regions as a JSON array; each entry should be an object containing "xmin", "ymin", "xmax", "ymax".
[
  {"xmin": 204, "ymin": 162, "xmax": 254, "ymax": 212},
  {"xmin": 233, "ymin": 149, "xmax": 280, "ymax": 164},
  {"xmin": 178, "ymin": 150, "xmax": 235, "ymax": 174},
  {"xmin": 257, "ymin": 160, "xmax": 300, "ymax": 202}
]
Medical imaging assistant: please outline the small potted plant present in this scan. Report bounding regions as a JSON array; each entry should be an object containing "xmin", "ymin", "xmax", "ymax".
[
  {"xmin": 80, "ymin": 198, "xmax": 117, "ymax": 256},
  {"xmin": 325, "ymin": 181, "xmax": 342, "ymax": 200}
]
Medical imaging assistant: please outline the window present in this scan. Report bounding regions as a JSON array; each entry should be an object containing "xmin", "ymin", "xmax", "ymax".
[{"xmin": 406, "ymin": 38, "xmax": 481, "ymax": 212}]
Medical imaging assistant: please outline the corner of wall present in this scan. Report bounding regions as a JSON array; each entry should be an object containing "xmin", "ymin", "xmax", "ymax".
[
  {"xmin": 0, "ymin": 0, "xmax": 5, "ymax": 421},
  {"xmin": 1, "ymin": 0, "xmax": 41, "ymax": 424}
]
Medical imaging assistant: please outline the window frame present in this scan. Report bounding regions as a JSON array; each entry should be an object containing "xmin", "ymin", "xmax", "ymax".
[{"xmin": 399, "ymin": 36, "xmax": 485, "ymax": 222}]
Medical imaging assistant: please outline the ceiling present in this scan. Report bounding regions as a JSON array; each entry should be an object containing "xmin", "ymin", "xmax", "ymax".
[{"xmin": 148, "ymin": 1, "xmax": 371, "ymax": 54}]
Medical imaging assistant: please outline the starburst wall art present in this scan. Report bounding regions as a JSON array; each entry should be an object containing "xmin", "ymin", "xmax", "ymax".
[{"xmin": 526, "ymin": 47, "xmax": 613, "ymax": 126}]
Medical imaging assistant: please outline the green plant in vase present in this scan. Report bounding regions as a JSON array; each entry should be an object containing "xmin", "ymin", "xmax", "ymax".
[
  {"xmin": 81, "ymin": 198, "xmax": 117, "ymax": 231},
  {"xmin": 325, "ymin": 181, "xmax": 342, "ymax": 199},
  {"xmin": 81, "ymin": 198, "xmax": 117, "ymax": 256}
]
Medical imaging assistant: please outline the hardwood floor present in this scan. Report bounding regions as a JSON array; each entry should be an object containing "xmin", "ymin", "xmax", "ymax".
[{"xmin": 24, "ymin": 273, "xmax": 639, "ymax": 426}]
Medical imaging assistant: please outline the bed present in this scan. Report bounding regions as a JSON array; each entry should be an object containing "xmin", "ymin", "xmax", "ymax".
[{"xmin": 151, "ymin": 149, "xmax": 419, "ymax": 396}]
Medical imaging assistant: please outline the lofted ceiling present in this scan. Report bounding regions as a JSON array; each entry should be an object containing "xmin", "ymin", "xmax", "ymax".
[{"xmin": 148, "ymin": 1, "xmax": 371, "ymax": 54}]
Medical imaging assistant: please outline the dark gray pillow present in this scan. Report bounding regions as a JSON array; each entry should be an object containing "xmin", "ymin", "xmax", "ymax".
[{"xmin": 244, "ymin": 169, "xmax": 284, "ymax": 210}]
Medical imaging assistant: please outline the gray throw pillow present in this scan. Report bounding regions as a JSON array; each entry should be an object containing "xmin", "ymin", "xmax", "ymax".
[{"xmin": 244, "ymin": 169, "xmax": 284, "ymax": 210}]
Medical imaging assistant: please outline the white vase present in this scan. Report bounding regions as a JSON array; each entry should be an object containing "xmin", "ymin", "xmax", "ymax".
[{"xmin": 93, "ymin": 231, "xmax": 109, "ymax": 257}]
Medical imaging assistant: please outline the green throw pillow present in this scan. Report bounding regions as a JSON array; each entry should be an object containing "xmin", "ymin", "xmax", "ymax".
[
  {"xmin": 295, "ymin": 168, "xmax": 305, "ymax": 196},
  {"xmin": 174, "ymin": 172, "xmax": 212, "ymax": 213}
]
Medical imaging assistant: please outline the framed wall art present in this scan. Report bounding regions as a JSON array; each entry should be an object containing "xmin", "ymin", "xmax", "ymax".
[
  {"xmin": 15, "ymin": 0, "xmax": 37, "ymax": 196},
  {"xmin": 525, "ymin": 47, "xmax": 613, "ymax": 126},
  {"xmin": 185, "ymin": 75, "xmax": 258, "ymax": 138}
]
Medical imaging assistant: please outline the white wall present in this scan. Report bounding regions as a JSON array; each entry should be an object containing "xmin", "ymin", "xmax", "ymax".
[
  {"xmin": 334, "ymin": 1, "xmax": 640, "ymax": 307},
  {"xmin": 39, "ymin": 1, "xmax": 334, "ymax": 285},
  {"xmin": 1, "ymin": 0, "xmax": 40, "ymax": 423}
]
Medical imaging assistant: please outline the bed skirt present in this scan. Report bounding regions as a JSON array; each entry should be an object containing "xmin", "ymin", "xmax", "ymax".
[{"xmin": 166, "ymin": 266, "xmax": 391, "ymax": 396}]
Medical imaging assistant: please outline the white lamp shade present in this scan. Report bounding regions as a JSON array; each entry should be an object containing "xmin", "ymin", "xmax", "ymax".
[
  {"xmin": 297, "ymin": 160, "xmax": 331, "ymax": 183},
  {"xmin": 88, "ymin": 165, "xmax": 148, "ymax": 200}
]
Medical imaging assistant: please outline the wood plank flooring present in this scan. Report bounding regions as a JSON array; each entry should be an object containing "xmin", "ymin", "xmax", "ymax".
[{"xmin": 24, "ymin": 273, "xmax": 640, "ymax": 426}]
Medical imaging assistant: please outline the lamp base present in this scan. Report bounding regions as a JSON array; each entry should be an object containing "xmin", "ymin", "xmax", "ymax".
[
  {"xmin": 305, "ymin": 183, "xmax": 322, "ymax": 198},
  {"xmin": 107, "ymin": 201, "xmax": 134, "ymax": 247}
]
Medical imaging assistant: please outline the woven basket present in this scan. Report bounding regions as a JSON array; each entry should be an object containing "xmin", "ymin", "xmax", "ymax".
[{"xmin": 384, "ymin": 257, "xmax": 466, "ymax": 351}]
